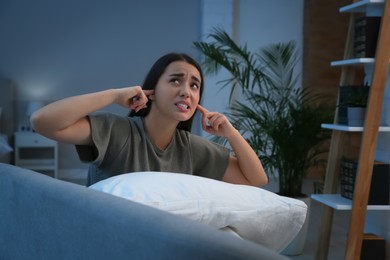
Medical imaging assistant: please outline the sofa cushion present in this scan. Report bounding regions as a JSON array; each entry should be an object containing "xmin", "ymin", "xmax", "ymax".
[{"xmin": 90, "ymin": 171, "xmax": 307, "ymax": 252}]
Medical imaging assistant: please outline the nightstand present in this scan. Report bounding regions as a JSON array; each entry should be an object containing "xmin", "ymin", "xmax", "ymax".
[{"xmin": 14, "ymin": 132, "xmax": 58, "ymax": 178}]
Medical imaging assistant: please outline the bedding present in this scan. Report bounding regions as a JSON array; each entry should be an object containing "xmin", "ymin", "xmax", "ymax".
[{"xmin": 89, "ymin": 171, "xmax": 307, "ymax": 252}]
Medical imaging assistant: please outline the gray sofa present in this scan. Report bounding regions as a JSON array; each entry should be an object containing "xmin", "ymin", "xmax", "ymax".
[{"xmin": 0, "ymin": 163, "xmax": 287, "ymax": 260}]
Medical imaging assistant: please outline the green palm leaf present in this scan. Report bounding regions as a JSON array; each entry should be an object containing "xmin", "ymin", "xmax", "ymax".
[{"xmin": 194, "ymin": 29, "xmax": 333, "ymax": 197}]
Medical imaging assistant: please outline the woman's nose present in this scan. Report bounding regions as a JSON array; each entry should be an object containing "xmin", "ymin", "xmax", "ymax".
[{"xmin": 179, "ymin": 84, "xmax": 190, "ymax": 98}]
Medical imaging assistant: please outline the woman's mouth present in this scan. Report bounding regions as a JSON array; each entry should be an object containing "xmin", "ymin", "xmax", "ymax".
[{"xmin": 175, "ymin": 102, "xmax": 190, "ymax": 111}]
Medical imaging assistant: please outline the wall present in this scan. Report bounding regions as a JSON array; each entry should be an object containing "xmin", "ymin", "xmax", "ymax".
[
  {"xmin": 0, "ymin": 0, "xmax": 202, "ymax": 101},
  {"xmin": 237, "ymin": 0, "xmax": 303, "ymax": 62},
  {"xmin": 303, "ymin": 0, "xmax": 351, "ymax": 102},
  {"xmin": 0, "ymin": 0, "xmax": 202, "ymax": 172}
]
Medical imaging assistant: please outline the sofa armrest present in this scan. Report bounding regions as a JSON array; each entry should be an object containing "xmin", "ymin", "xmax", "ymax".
[{"xmin": 0, "ymin": 163, "xmax": 287, "ymax": 259}]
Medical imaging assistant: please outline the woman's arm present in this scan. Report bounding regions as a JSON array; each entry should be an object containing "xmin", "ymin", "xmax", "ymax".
[
  {"xmin": 197, "ymin": 105, "xmax": 268, "ymax": 187},
  {"xmin": 30, "ymin": 86, "xmax": 152, "ymax": 145}
]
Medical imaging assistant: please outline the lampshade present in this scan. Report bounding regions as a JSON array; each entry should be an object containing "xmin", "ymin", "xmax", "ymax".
[{"xmin": 26, "ymin": 101, "xmax": 45, "ymax": 117}]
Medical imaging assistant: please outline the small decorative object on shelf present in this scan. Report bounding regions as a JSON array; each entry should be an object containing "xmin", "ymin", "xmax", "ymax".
[
  {"xmin": 338, "ymin": 85, "xmax": 369, "ymax": 126},
  {"xmin": 340, "ymin": 157, "xmax": 390, "ymax": 205},
  {"xmin": 354, "ymin": 16, "xmax": 381, "ymax": 58}
]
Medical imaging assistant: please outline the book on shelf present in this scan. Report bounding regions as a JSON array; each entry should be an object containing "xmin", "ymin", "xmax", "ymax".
[
  {"xmin": 354, "ymin": 16, "xmax": 381, "ymax": 58},
  {"xmin": 340, "ymin": 158, "xmax": 390, "ymax": 205}
]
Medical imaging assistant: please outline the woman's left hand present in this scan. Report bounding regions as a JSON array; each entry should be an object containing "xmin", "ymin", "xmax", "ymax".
[
  {"xmin": 197, "ymin": 104, "xmax": 268, "ymax": 187},
  {"xmin": 197, "ymin": 104, "xmax": 237, "ymax": 138}
]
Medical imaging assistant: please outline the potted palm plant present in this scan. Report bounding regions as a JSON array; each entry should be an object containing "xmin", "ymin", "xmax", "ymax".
[
  {"xmin": 194, "ymin": 28, "xmax": 333, "ymax": 198},
  {"xmin": 194, "ymin": 29, "xmax": 333, "ymax": 255}
]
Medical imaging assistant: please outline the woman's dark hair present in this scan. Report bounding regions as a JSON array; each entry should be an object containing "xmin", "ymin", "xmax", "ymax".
[{"xmin": 129, "ymin": 53, "xmax": 204, "ymax": 132}]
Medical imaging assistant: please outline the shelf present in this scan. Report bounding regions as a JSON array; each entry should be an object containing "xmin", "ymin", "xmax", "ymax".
[
  {"xmin": 340, "ymin": 0, "xmax": 384, "ymax": 15},
  {"xmin": 321, "ymin": 123, "xmax": 390, "ymax": 132},
  {"xmin": 14, "ymin": 132, "xmax": 58, "ymax": 179},
  {"xmin": 317, "ymin": 0, "xmax": 390, "ymax": 258},
  {"xmin": 331, "ymin": 58, "xmax": 375, "ymax": 67},
  {"xmin": 22, "ymin": 165, "xmax": 56, "ymax": 171},
  {"xmin": 311, "ymin": 194, "xmax": 390, "ymax": 210}
]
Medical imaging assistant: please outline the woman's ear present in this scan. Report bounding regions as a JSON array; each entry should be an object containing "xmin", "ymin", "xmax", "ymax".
[{"xmin": 148, "ymin": 93, "xmax": 155, "ymax": 101}]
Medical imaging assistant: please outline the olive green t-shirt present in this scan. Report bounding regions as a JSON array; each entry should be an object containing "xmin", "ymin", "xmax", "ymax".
[{"xmin": 76, "ymin": 113, "xmax": 230, "ymax": 186}]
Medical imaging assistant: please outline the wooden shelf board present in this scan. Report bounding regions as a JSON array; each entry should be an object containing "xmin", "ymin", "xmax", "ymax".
[
  {"xmin": 321, "ymin": 123, "xmax": 390, "ymax": 132},
  {"xmin": 311, "ymin": 194, "xmax": 390, "ymax": 210}
]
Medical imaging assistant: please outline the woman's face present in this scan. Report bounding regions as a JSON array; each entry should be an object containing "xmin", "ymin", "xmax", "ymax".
[{"xmin": 151, "ymin": 60, "xmax": 202, "ymax": 123}]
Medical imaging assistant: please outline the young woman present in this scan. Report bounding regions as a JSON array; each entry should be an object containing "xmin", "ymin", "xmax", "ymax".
[{"xmin": 31, "ymin": 53, "xmax": 268, "ymax": 187}]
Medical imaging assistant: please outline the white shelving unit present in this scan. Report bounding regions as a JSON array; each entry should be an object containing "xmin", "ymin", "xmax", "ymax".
[
  {"xmin": 14, "ymin": 132, "xmax": 58, "ymax": 178},
  {"xmin": 312, "ymin": 194, "xmax": 390, "ymax": 210},
  {"xmin": 330, "ymin": 58, "xmax": 374, "ymax": 66},
  {"xmin": 321, "ymin": 123, "xmax": 390, "ymax": 132},
  {"xmin": 340, "ymin": 0, "xmax": 384, "ymax": 14},
  {"xmin": 315, "ymin": 123, "xmax": 390, "ymax": 212},
  {"xmin": 314, "ymin": 0, "xmax": 390, "ymax": 259}
]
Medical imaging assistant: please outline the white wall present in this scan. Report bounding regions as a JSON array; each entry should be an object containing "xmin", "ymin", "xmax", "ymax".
[
  {"xmin": 199, "ymin": 0, "xmax": 304, "ymax": 136},
  {"xmin": 237, "ymin": 0, "xmax": 303, "ymax": 56},
  {"xmin": 197, "ymin": 0, "xmax": 235, "ymax": 137},
  {"xmin": 0, "ymin": 0, "xmax": 201, "ymax": 102}
]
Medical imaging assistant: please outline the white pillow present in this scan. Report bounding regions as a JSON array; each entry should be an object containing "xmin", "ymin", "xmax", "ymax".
[{"xmin": 89, "ymin": 172, "xmax": 307, "ymax": 252}]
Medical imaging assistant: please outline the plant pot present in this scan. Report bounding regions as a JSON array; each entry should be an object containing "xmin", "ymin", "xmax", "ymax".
[
  {"xmin": 281, "ymin": 196, "xmax": 310, "ymax": 256},
  {"xmin": 347, "ymin": 107, "xmax": 366, "ymax": 126}
]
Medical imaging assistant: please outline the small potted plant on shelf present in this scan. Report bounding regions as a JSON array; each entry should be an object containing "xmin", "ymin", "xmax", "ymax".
[{"xmin": 338, "ymin": 85, "xmax": 369, "ymax": 126}]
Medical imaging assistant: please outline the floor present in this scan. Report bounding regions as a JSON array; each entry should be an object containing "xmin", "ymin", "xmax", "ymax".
[
  {"xmin": 289, "ymin": 200, "xmax": 350, "ymax": 260},
  {"xmin": 62, "ymin": 174, "xmax": 350, "ymax": 260},
  {"xmin": 264, "ymin": 178, "xmax": 350, "ymax": 260}
]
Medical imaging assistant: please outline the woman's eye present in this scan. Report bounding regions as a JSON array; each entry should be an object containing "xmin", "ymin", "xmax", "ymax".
[
  {"xmin": 191, "ymin": 83, "xmax": 200, "ymax": 90},
  {"xmin": 170, "ymin": 78, "xmax": 180, "ymax": 85}
]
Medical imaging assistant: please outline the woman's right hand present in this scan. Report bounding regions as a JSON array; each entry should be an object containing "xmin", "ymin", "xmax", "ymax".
[
  {"xmin": 31, "ymin": 86, "xmax": 154, "ymax": 145},
  {"xmin": 115, "ymin": 86, "xmax": 154, "ymax": 112}
]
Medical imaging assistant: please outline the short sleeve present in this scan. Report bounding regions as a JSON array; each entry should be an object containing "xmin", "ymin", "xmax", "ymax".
[{"xmin": 75, "ymin": 112, "xmax": 131, "ymax": 166}]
